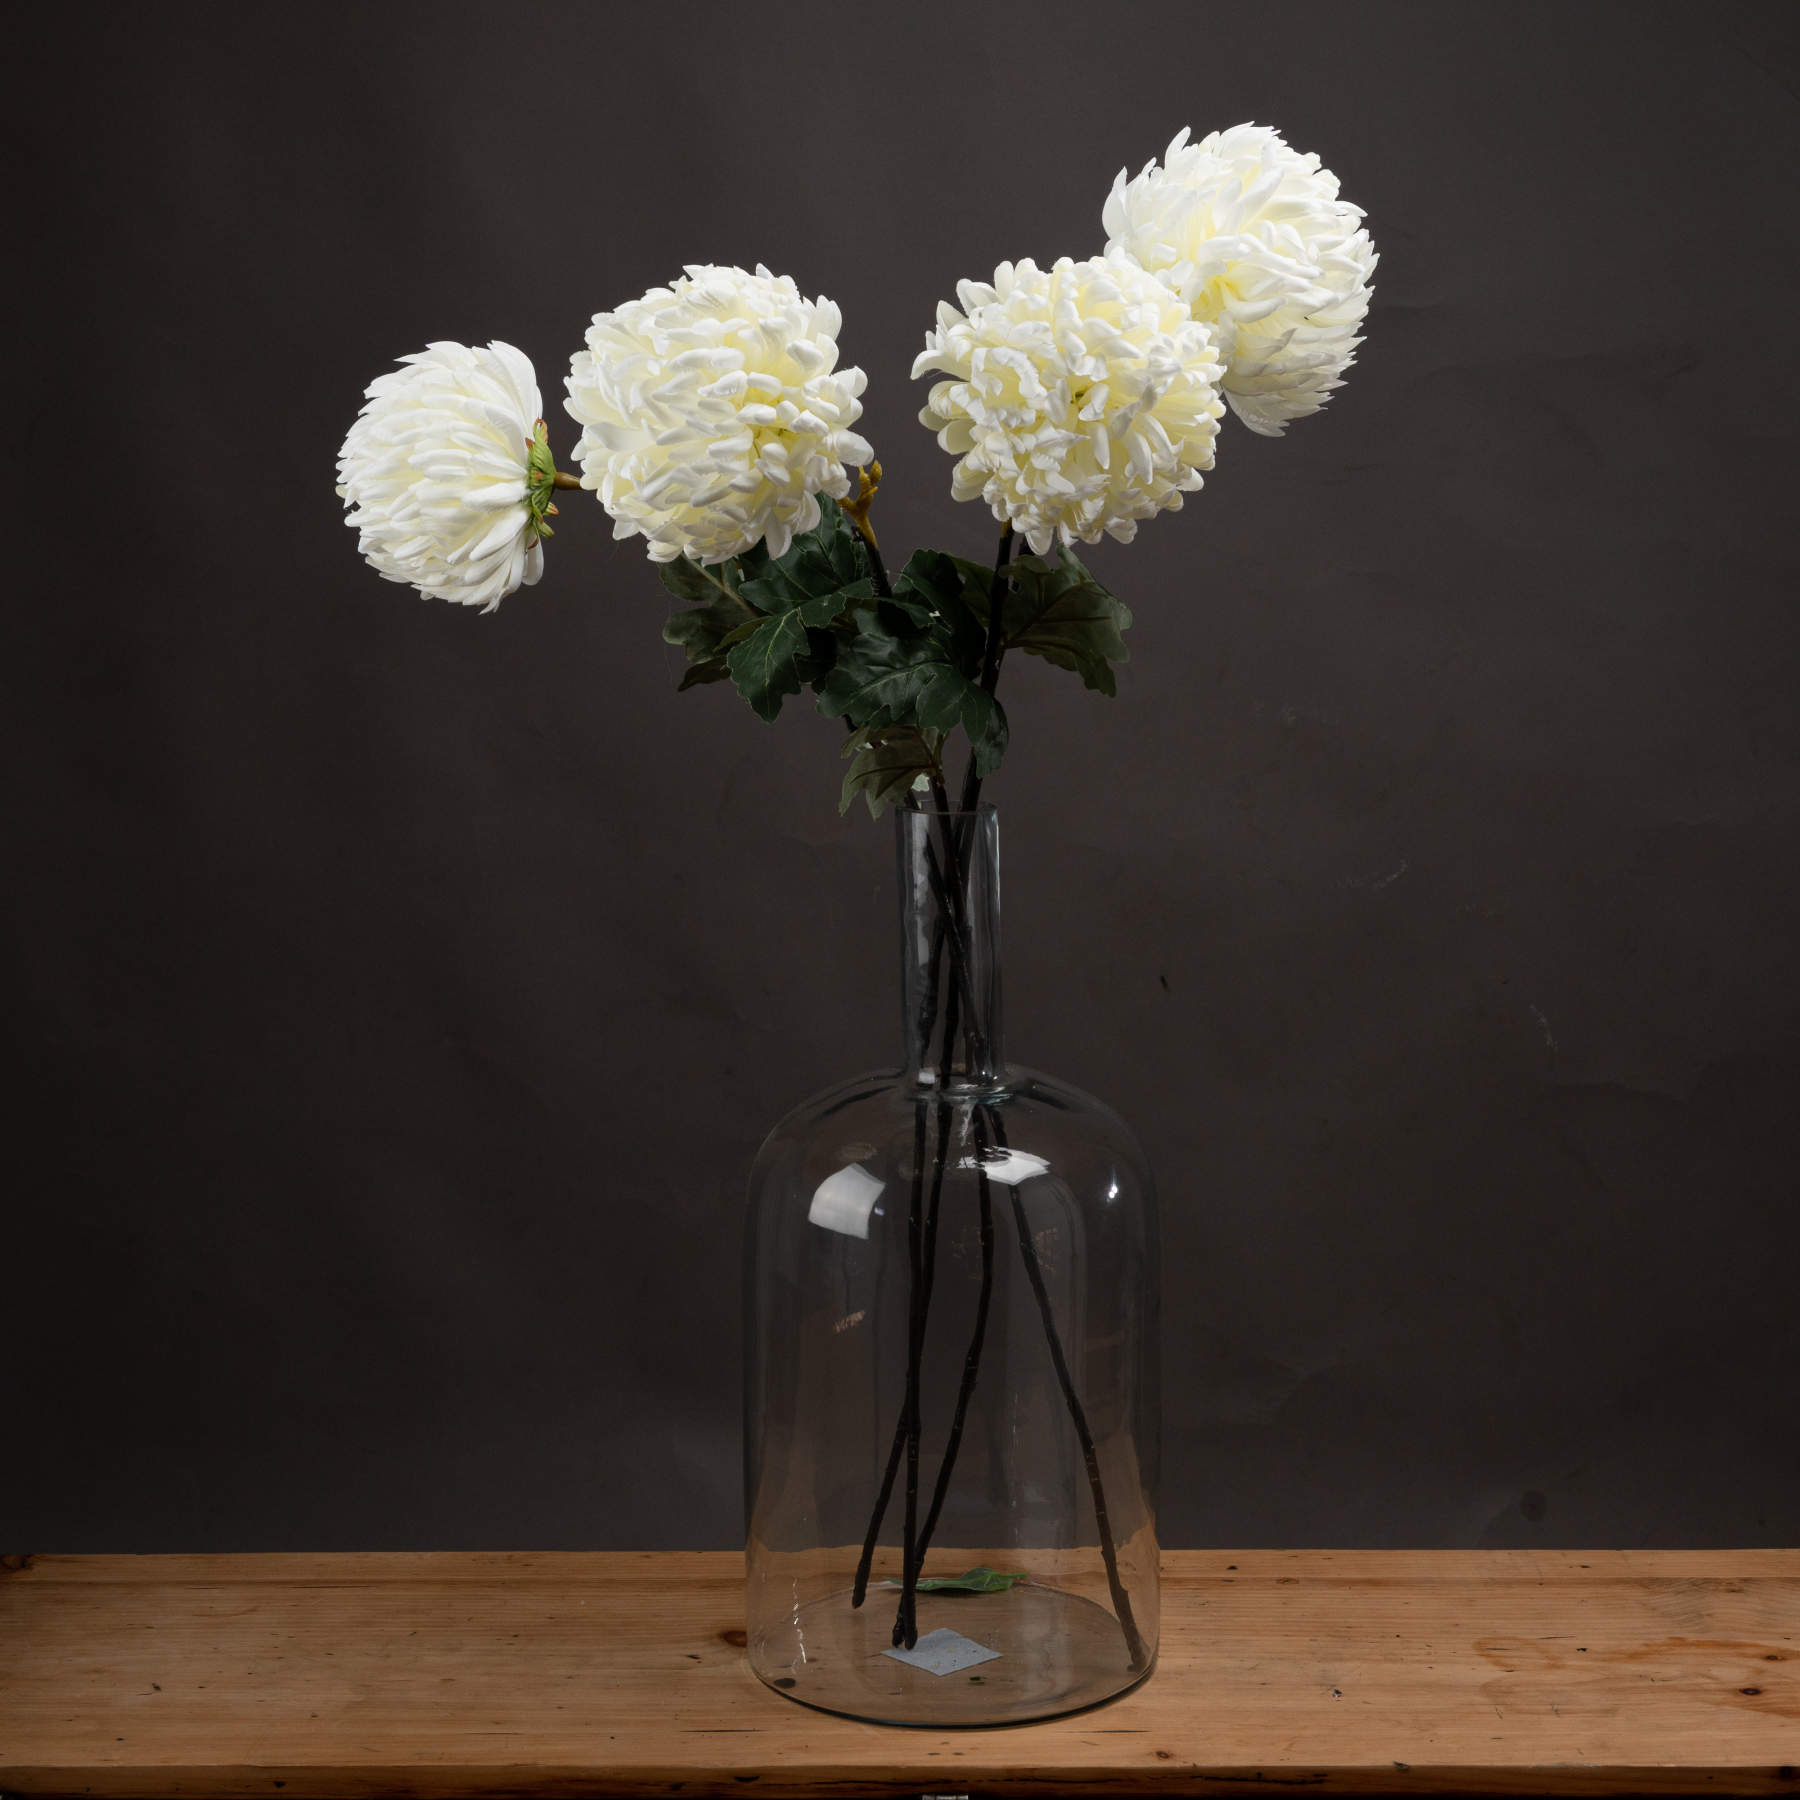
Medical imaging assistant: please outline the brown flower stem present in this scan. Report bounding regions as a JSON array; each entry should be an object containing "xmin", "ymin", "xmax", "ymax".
[{"xmin": 551, "ymin": 470, "xmax": 583, "ymax": 489}]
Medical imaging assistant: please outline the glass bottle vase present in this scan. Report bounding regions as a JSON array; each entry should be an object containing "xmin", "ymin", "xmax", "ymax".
[{"xmin": 743, "ymin": 802, "xmax": 1160, "ymax": 1725}]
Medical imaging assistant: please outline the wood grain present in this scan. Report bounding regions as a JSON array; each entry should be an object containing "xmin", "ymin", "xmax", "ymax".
[{"xmin": 2, "ymin": 1549, "xmax": 1796, "ymax": 1795}]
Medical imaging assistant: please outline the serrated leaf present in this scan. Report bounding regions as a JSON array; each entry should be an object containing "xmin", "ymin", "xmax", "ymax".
[
  {"xmin": 671, "ymin": 585, "xmax": 855, "ymax": 721},
  {"xmin": 793, "ymin": 623, "xmax": 839, "ymax": 688},
  {"xmin": 946, "ymin": 552, "xmax": 1004, "ymax": 595},
  {"xmin": 814, "ymin": 629, "xmax": 953, "ymax": 730},
  {"xmin": 657, "ymin": 556, "xmax": 738, "ymax": 607},
  {"xmin": 726, "ymin": 612, "xmax": 810, "ymax": 721},
  {"xmin": 839, "ymin": 723, "xmax": 942, "ymax": 819},
  {"xmin": 894, "ymin": 549, "xmax": 987, "ymax": 668},
  {"xmin": 662, "ymin": 548, "xmax": 764, "ymax": 677},
  {"xmin": 676, "ymin": 657, "xmax": 732, "ymax": 691},
  {"xmin": 663, "ymin": 591, "xmax": 758, "ymax": 660},
  {"xmin": 817, "ymin": 494, "xmax": 870, "ymax": 586},
  {"xmin": 992, "ymin": 548, "xmax": 1132, "ymax": 696},
  {"xmin": 893, "ymin": 548, "xmax": 965, "ymax": 609},
  {"xmin": 872, "ymin": 594, "xmax": 937, "ymax": 636},
  {"xmin": 793, "ymin": 593, "xmax": 847, "ymax": 629},
  {"xmin": 742, "ymin": 548, "xmax": 836, "ymax": 612},
  {"xmin": 817, "ymin": 629, "xmax": 1009, "ymax": 779},
  {"xmin": 738, "ymin": 497, "xmax": 873, "ymax": 616},
  {"xmin": 716, "ymin": 616, "xmax": 766, "ymax": 650},
  {"xmin": 817, "ymin": 548, "xmax": 993, "ymax": 749},
  {"xmin": 664, "ymin": 503, "xmax": 875, "ymax": 728},
  {"xmin": 962, "ymin": 687, "xmax": 1009, "ymax": 777},
  {"xmin": 913, "ymin": 665, "xmax": 975, "ymax": 733}
]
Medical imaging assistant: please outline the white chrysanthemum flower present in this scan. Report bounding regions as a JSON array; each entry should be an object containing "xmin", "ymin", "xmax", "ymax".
[
  {"xmin": 911, "ymin": 255, "xmax": 1225, "ymax": 555},
  {"xmin": 336, "ymin": 340, "xmax": 550, "ymax": 612},
  {"xmin": 1103, "ymin": 124, "xmax": 1377, "ymax": 437},
  {"xmin": 564, "ymin": 263, "xmax": 874, "ymax": 565}
]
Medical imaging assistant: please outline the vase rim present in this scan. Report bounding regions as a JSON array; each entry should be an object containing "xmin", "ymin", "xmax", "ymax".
[{"xmin": 898, "ymin": 798, "xmax": 997, "ymax": 820}]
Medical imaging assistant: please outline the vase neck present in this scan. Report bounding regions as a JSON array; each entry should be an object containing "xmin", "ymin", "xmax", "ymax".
[{"xmin": 896, "ymin": 803, "xmax": 1004, "ymax": 1086}]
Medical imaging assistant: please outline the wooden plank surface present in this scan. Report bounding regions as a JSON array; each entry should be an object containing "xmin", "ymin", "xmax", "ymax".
[{"xmin": 2, "ymin": 1549, "xmax": 1795, "ymax": 1796}]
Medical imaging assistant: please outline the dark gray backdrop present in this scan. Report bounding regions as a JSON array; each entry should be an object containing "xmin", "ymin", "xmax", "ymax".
[{"xmin": 10, "ymin": 0, "xmax": 1798, "ymax": 1553}]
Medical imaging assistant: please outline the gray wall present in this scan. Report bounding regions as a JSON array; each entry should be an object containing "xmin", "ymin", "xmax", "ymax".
[{"xmin": 11, "ymin": 0, "xmax": 1798, "ymax": 1552}]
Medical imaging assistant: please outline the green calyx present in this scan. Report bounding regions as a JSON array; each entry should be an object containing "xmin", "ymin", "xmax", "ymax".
[{"xmin": 525, "ymin": 419, "xmax": 560, "ymax": 544}]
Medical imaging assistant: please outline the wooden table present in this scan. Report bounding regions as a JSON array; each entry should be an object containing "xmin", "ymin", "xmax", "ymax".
[{"xmin": 2, "ymin": 1550, "xmax": 1795, "ymax": 1795}]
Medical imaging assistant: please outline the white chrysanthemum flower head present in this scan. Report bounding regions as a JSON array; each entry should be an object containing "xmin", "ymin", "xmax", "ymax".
[
  {"xmin": 912, "ymin": 255, "xmax": 1226, "ymax": 556},
  {"xmin": 564, "ymin": 263, "xmax": 874, "ymax": 566},
  {"xmin": 1103, "ymin": 124, "xmax": 1377, "ymax": 437},
  {"xmin": 336, "ymin": 340, "xmax": 550, "ymax": 612}
]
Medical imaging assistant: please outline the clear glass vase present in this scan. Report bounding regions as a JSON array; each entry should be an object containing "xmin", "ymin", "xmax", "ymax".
[{"xmin": 744, "ymin": 802, "xmax": 1160, "ymax": 1725}]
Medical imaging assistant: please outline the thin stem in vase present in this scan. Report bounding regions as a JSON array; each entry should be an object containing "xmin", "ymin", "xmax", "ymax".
[
  {"xmin": 929, "ymin": 831, "xmax": 1145, "ymax": 1667},
  {"xmin": 931, "ymin": 517, "xmax": 1147, "ymax": 1667},
  {"xmin": 987, "ymin": 1101, "xmax": 1147, "ymax": 1672},
  {"xmin": 895, "ymin": 1098, "xmax": 928, "ymax": 1647},
  {"xmin": 919, "ymin": 813, "xmax": 1146, "ymax": 1665},
  {"xmin": 849, "ymin": 1088, "xmax": 952, "ymax": 1613},
  {"xmin": 858, "ymin": 522, "xmax": 1144, "ymax": 1666},
  {"xmin": 893, "ymin": 907, "xmax": 962, "ymax": 1646},
  {"xmin": 850, "ymin": 799, "xmax": 957, "ymax": 1617},
  {"xmin": 893, "ymin": 925, "xmax": 960, "ymax": 1646},
  {"xmin": 914, "ymin": 1152, "xmax": 994, "ymax": 1561}
]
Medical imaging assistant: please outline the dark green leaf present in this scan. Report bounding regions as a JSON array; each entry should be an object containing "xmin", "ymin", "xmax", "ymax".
[
  {"xmin": 871, "ymin": 594, "xmax": 936, "ymax": 636},
  {"xmin": 676, "ymin": 657, "xmax": 732, "ymax": 691},
  {"xmin": 839, "ymin": 723, "xmax": 942, "ymax": 819},
  {"xmin": 794, "ymin": 624, "xmax": 839, "ymax": 688},
  {"xmin": 987, "ymin": 548, "xmax": 1133, "ymax": 696},
  {"xmin": 962, "ymin": 687, "xmax": 1009, "ymax": 777},
  {"xmin": 793, "ymin": 594, "xmax": 849, "ymax": 630},
  {"xmin": 817, "ymin": 494, "xmax": 870, "ymax": 586},
  {"xmin": 657, "ymin": 556, "xmax": 737, "ymax": 607},
  {"xmin": 815, "ymin": 628, "xmax": 953, "ymax": 729},
  {"xmin": 817, "ymin": 629, "xmax": 1009, "ymax": 779},
  {"xmin": 716, "ymin": 616, "xmax": 766, "ymax": 650},
  {"xmin": 742, "ymin": 548, "xmax": 834, "ymax": 612},
  {"xmin": 913, "ymin": 666, "xmax": 974, "ymax": 733},
  {"xmin": 665, "ymin": 600, "xmax": 752, "ymax": 658},
  {"xmin": 726, "ymin": 612, "xmax": 810, "ymax": 721},
  {"xmin": 833, "ymin": 576, "xmax": 880, "ymax": 609},
  {"xmin": 663, "ymin": 576, "xmax": 762, "ymax": 670},
  {"xmin": 894, "ymin": 550, "xmax": 987, "ymax": 668},
  {"xmin": 663, "ymin": 505, "xmax": 875, "ymax": 726},
  {"xmin": 738, "ymin": 497, "xmax": 873, "ymax": 616}
]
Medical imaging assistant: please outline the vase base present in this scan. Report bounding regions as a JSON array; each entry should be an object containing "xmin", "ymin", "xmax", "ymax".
[{"xmin": 750, "ymin": 1580, "xmax": 1151, "ymax": 1726}]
